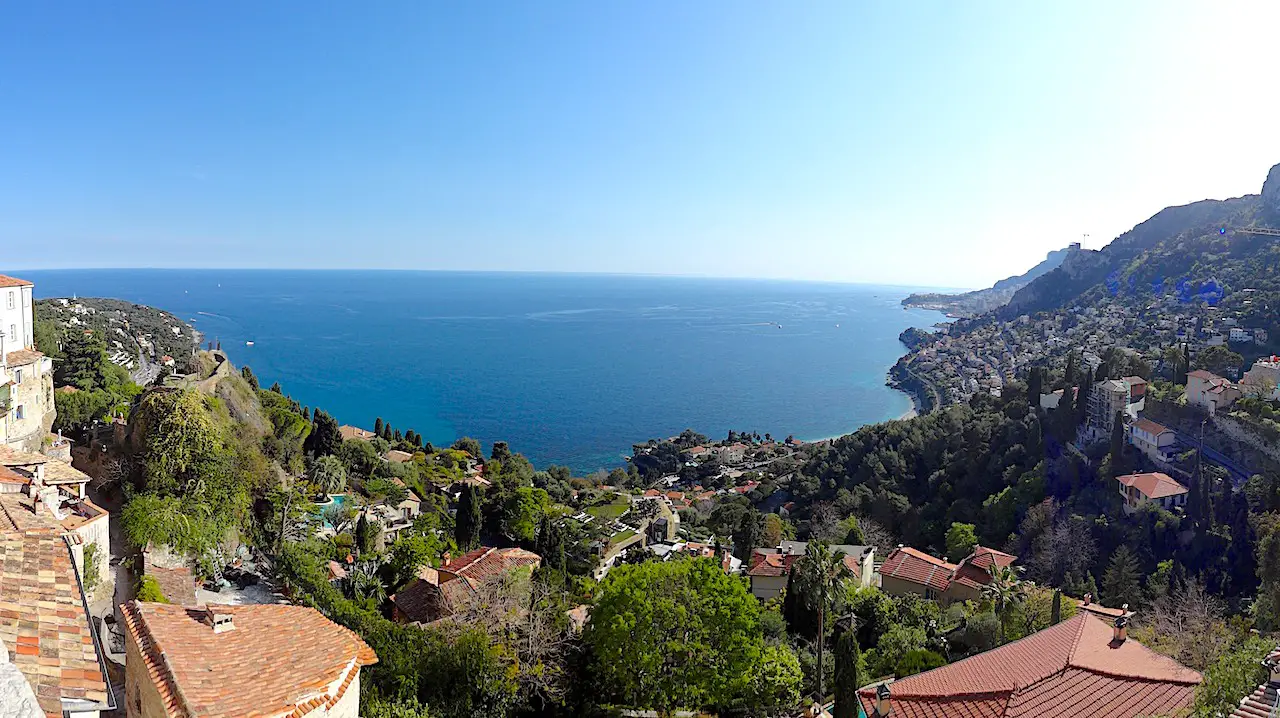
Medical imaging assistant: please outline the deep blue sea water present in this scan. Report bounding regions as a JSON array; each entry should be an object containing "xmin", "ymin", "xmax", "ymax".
[{"xmin": 21, "ymin": 270, "xmax": 943, "ymax": 472}]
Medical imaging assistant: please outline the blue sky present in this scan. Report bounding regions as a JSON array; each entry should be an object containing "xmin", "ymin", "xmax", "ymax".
[{"xmin": 3, "ymin": 2, "xmax": 1279, "ymax": 287}]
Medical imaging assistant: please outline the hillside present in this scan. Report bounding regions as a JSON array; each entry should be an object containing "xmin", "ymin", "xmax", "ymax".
[
  {"xmin": 998, "ymin": 164, "xmax": 1280, "ymax": 320},
  {"xmin": 903, "ymin": 246, "xmax": 1075, "ymax": 316},
  {"xmin": 36, "ymin": 297, "xmax": 199, "ymax": 383}
]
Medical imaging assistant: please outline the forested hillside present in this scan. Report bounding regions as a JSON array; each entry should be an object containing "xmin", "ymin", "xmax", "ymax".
[{"xmin": 1000, "ymin": 164, "xmax": 1280, "ymax": 320}]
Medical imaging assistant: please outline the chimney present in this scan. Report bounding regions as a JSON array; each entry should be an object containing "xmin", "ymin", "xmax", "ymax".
[
  {"xmin": 1112, "ymin": 614, "xmax": 1129, "ymax": 643},
  {"xmin": 1082, "ymin": 592, "xmax": 1092, "ymax": 606},
  {"xmin": 442, "ymin": 551, "xmax": 452, "ymax": 567},
  {"xmin": 873, "ymin": 682, "xmax": 892, "ymax": 717},
  {"xmin": 204, "ymin": 607, "xmax": 235, "ymax": 634}
]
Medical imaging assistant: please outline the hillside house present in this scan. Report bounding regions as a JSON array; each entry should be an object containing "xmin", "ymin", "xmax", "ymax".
[
  {"xmin": 1116, "ymin": 472, "xmax": 1189, "ymax": 514},
  {"xmin": 879, "ymin": 545, "xmax": 1017, "ymax": 604},
  {"xmin": 121, "ymin": 602, "xmax": 377, "ymax": 718},
  {"xmin": 1187, "ymin": 370, "xmax": 1242, "ymax": 414},
  {"xmin": 391, "ymin": 546, "xmax": 541, "ymax": 624},
  {"xmin": 746, "ymin": 542, "xmax": 874, "ymax": 600},
  {"xmin": 1129, "ymin": 418, "xmax": 1177, "ymax": 464}
]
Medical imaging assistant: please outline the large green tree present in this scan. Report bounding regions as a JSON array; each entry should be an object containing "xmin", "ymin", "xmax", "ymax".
[
  {"xmin": 583, "ymin": 558, "xmax": 793, "ymax": 713},
  {"xmin": 945, "ymin": 522, "xmax": 978, "ymax": 562}
]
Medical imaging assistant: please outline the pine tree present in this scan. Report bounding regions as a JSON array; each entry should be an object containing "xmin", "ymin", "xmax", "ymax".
[
  {"xmin": 240, "ymin": 366, "xmax": 260, "ymax": 391},
  {"xmin": 833, "ymin": 627, "xmax": 862, "ymax": 718},
  {"xmin": 1102, "ymin": 546, "xmax": 1142, "ymax": 607},
  {"xmin": 733, "ymin": 513, "xmax": 763, "ymax": 562}
]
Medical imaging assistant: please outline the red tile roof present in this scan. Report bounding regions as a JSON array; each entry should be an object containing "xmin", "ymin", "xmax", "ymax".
[
  {"xmin": 881, "ymin": 547, "xmax": 957, "ymax": 592},
  {"xmin": 394, "ymin": 547, "xmax": 541, "ymax": 623},
  {"xmin": 1132, "ymin": 418, "xmax": 1172, "ymax": 436},
  {"xmin": 4, "ymin": 349, "xmax": 43, "ymax": 367},
  {"xmin": 1116, "ymin": 472, "xmax": 1188, "ymax": 500},
  {"xmin": 1231, "ymin": 680, "xmax": 1280, "ymax": 718},
  {"xmin": 745, "ymin": 552, "xmax": 798, "ymax": 577},
  {"xmin": 0, "ymin": 274, "xmax": 33, "ymax": 288},
  {"xmin": 120, "ymin": 602, "xmax": 377, "ymax": 718},
  {"xmin": 857, "ymin": 613, "xmax": 1200, "ymax": 718}
]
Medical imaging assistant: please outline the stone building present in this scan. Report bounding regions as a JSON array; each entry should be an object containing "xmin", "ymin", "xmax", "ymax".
[{"xmin": 0, "ymin": 274, "xmax": 56, "ymax": 452}]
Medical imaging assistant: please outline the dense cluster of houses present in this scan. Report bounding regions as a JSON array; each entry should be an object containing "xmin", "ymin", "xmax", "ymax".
[{"xmin": 902, "ymin": 285, "xmax": 1275, "ymax": 407}]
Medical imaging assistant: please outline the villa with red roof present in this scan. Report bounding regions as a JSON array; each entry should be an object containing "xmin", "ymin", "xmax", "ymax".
[
  {"xmin": 391, "ymin": 546, "xmax": 541, "ymax": 624},
  {"xmin": 857, "ymin": 612, "xmax": 1200, "ymax": 718},
  {"xmin": 1186, "ymin": 369, "xmax": 1242, "ymax": 414},
  {"xmin": 879, "ymin": 545, "xmax": 1017, "ymax": 603},
  {"xmin": 1115, "ymin": 472, "xmax": 1188, "ymax": 514}
]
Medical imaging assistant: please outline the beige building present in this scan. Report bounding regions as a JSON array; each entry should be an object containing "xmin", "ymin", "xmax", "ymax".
[
  {"xmin": 1242, "ymin": 356, "xmax": 1280, "ymax": 400},
  {"xmin": 746, "ymin": 541, "xmax": 874, "ymax": 600},
  {"xmin": 1186, "ymin": 370, "xmax": 1243, "ymax": 414},
  {"xmin": 0, "ymin": 274, "xmax": 55, "ymax": 453},
  {"xmin": 120, "ymin": 602, "xmax": 377, "ymax": 718}
]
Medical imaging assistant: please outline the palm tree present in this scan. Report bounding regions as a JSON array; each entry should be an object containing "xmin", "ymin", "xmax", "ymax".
[
  {"xmin": 310, "ymin": 455, "xmax": 348, "ymax": 497},
  {"xmin": 793, "ymin": 542, "xmax": 851, "ymax": 702},
  {"xmin": 982, "ymin": 564, "xmax": 1029, "ymax": 643}
]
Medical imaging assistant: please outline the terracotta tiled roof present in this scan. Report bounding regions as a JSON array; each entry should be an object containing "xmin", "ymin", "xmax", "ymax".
[
  {"xmin": 1116, "ymin": 472, "xmax": 1188, "ymax": 500},
  {"xmin": 0, "ymin": 528, "xmax": 111, "ymax": 716},
  {"xmin": 443, "ymin": 546, "xmax": 541, "ymax": 581},
  {"xmin": 395, "ymin": 547, "xmax": 541, "ymax": 623},
  {"xmin": 1132, "ymin": 418, "xmax": 1172, "ymax": 436},
  {"xmin": 119, "ymin": 602, "xmax": 377, "ymax": 718},
  {"xmin": 1187, "ymin": 369, "xmax": 1220, "ymax": 381},
  {"xmin": 0, "ymin": 274, "xmax": 33, "ymax": 288},
  {"xmin": 0, "ymin": 446, "xmax": 48, "ymax": 467},
  {"xmin": 881, "ymin": 547, "xmax": 957, "ymax": 592},
  {"xmin": 337, "ymin": 425, "xmax": 375, "ymax": 441},
  {"xmin": 144, "ymin": 554, "xmax": 198, "ymax": 606},
  {"xmin": 4, "ymin": 349, "xmax": 43, "ymax": 367},
  {"xmin": 42, "ymin": 458, "xmax": 91, "ymax": 485},
  {"xmin": 0, "ymin": 492, "xmax": 61, "ymax": 533},
  {"xmin": 857, "ymin": 613, "xmax": 1200, "ymax": 718},
  {"xmin": 0, "ymin": 465, "xmax": 27, "ymax": 485},
  {"xmin": 961, "ymin": 546, "xmax": 1017, "ymax": 573},
  {"xmin": 385, "ymin": 450, "xmax": 413, "ymax": 463},
  {"xmin": 1231, "ymin": 680, "xmax": 1280, "ymax": 718},
  {"xmin": 745, "ymin": 552, "xmax": 798, "ymax": 577}
]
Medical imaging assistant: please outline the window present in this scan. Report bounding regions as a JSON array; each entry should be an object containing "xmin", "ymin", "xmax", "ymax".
[
  {"xmin": 5, "ymin": 291, "xmax": 12, "ymax": 309},
  {"xmin": 7, "ymin": 325, "xmax": 14, "ymax": 344},
  {"xmin": 12, "ymin": 369, "xmax": 20, "ymax": 384},
  {"xmin": 14, "ymin": 405, "xmax": 23, "ymax": 421}
]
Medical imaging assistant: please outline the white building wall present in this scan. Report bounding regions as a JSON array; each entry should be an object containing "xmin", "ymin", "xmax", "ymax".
[{"xmin": 0, "ymin": 285, "xmax": 34, "ymax": 354}]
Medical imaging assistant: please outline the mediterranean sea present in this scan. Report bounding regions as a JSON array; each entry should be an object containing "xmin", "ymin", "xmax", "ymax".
[{"xmin": 23, "ymin": 270, "xmax": 944, "ymax": 473}]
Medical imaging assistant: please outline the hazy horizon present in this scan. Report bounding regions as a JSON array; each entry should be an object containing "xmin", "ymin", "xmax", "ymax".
[{"xmin": 4, "ymin": 2, "xmax": 1279, "ymax": 287}]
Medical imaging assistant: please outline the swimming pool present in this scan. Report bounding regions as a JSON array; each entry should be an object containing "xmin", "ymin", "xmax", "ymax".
[{"xmin": 315, "ymin": 494, "xmax": 349, "ymax": 528}]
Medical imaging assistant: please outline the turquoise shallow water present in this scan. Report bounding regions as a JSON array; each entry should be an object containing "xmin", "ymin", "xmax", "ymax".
[{"xmin": 24, "ymin": 270, "xmax": 943, "ymax": 472}]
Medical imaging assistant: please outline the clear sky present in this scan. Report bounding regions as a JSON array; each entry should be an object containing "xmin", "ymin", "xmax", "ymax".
[{"xmin": 3, "ymin": 2, "xmax": 1280, "ymax": 287}]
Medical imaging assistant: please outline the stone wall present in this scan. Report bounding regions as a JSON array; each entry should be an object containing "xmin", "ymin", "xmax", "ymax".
[{"xmin": 1213, "ymin": 413, "xmax": 1280, "ymax": 465}]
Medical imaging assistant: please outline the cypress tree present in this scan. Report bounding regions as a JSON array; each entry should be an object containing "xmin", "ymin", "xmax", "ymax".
[
  {"xmin": 833, "ymin": 627, "xmax": 862, "ymax": 718},
  {"xmin": 1051, "ymin": 589, "xmax": 1062, "ymax": 624},
  {"xmin": 455, "ymin": 485, "xmax": 482, "ymax": 551},
  {"xmin": 393, "ymin": 429, "xmax": 402, "ymax": 442},
  {"xmin": 1064, "ymin": 352, "xmax": 1078, "ymax": 388},
  {"xmin": 374, "ymin": 417, "xmax": 384, "ymax": 436},
  {"xmin": 1075, "ymin": 366, "xmax": 1094, "ymax": 428},
  {"xmin": 1109, "ymin": 410, "xmax": 1126, "ymax": 477},
  {"xmin": 1027, "ymin": 368, "xmax": 1043, "ymax": 409}
]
